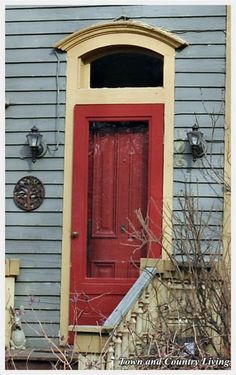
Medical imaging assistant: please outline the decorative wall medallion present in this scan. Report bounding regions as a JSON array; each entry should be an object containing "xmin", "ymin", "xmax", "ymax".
[{"xmin": 13, "ymin": 176, "xmax": 45, "ymax": 211}]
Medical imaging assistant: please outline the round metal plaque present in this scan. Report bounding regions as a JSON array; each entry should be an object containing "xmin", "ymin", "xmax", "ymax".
[{"xmin": 13, "ymin": 176, "xmax": 45, "ymax": 211}]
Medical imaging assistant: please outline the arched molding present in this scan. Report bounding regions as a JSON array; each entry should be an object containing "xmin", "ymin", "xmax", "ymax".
[{"xmin": 55, "ymin": 20, "xmax": 188, "ymax": 52}]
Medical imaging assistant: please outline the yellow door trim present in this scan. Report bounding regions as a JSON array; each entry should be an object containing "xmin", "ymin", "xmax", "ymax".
[{"xmin": 55, "ymin": 20, "xmax": 187, "ymax": 343}]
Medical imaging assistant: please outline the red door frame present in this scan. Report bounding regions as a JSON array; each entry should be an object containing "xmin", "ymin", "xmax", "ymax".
[{"xmin": 70, "ymin": 104, "xmax": 164, "ymax": 324}]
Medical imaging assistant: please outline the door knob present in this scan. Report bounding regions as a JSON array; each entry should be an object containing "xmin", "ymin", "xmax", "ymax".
[{"xmin": 71, "ymin": 231, "xmax": 79, "ymax": 238}]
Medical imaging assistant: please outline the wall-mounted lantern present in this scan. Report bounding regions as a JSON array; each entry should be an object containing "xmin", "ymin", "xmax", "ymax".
[
  {"xmin": 187, "ymin": 124, "xmax": 206, "ymax": 162},
  {"xmin": 26, "ymin": 126, "xmax": 47, "ymax": 163}
]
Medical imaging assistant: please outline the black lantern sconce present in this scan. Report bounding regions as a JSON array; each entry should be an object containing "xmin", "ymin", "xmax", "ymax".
[
  {"xmin": 187, "ymin": 124, "xmax": 206, "ymax": 162},
  {"xmin": 26, "ymin": 126, "xmax": 47, "ymax": 163}
]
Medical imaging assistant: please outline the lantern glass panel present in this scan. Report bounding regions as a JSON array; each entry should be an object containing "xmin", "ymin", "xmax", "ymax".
[{"xmin": 191, "ymin": 135, "xmax": 198, "ymax": 145}]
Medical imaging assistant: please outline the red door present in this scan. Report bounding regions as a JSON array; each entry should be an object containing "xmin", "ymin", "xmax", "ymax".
[{"xmin": 70, "ymin": 104, "xmax": 164, "ymax": 328}]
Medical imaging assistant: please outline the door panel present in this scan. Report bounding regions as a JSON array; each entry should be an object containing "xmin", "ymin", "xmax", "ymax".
[
  {"xmin": 70, "ymin": 104, "xmax": 164, "ymax": 328},
  {"xmin": 89, "ymin": 124, "xmax": 118, "ymax": 239}
]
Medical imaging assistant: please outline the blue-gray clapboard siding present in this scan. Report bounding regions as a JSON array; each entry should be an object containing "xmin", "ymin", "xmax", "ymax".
[{"xmin": 5, "ymin": 5, "xmax": 226, "ymax": 348}]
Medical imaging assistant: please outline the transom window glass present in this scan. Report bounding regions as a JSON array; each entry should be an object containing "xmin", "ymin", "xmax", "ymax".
[{"xmin": 90, "ymin": 49, "xmax": 163, "ymax": 88}]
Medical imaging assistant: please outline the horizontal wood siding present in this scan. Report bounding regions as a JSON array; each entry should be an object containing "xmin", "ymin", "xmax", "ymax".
[{"xmin": 5, "ymin": 5, "xmax": 226, "ymax": 348}]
